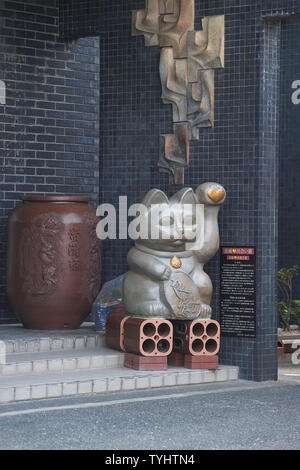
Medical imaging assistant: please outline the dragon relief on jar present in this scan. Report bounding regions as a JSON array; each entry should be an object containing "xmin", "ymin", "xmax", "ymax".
[
  {"xmin": 84, "ymin": 214, "xmax": 101, "ymax": 304},
  {"xmin": 20, "ymin": 214, "xmax": 63, "ymax": 297}
]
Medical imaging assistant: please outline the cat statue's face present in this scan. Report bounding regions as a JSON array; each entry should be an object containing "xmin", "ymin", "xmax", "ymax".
[{"xmin": 136, "ymin": 188, "xmax": 199, "ymax": 253}]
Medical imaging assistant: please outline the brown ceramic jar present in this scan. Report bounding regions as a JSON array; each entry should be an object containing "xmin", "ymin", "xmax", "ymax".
[{"xmin": 7, "ymin": 196, "xmax": 102, "ymax": 330}]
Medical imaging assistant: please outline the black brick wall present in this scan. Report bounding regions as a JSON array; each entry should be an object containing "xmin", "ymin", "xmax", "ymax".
[
  {"xmin": 0, "ymin": 0, "xmax": 100, "ymax": 323},
  {"xmin": 59, "ymin": 0, "xmax": 101, "ymax": 39},
  {"xmin": 279, "ymin": 18, "xmax": 300, "ymax": 299}
]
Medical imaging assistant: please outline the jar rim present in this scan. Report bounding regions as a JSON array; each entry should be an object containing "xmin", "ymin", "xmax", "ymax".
[{"xmin": 21, "ymin": 196, "xmax": 92, "ymax": 203}]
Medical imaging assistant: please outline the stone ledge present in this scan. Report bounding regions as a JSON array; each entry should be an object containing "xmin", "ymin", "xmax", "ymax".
[
  {"xmin": 0, "ymin": 324, "xmax": 105, "ymax": 354},
  {"xmin": 0, "ymin": 365, "xmax": 239, "ymax": 404},
  {"xmin": 0, "ymin": 348, "xmax": 124, "ymax": 377}
]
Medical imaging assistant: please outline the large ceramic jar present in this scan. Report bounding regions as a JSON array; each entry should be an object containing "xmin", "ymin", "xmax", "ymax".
[{"xmin": 7, "ymin": 196, "xmax": 102, "ymax": 330}]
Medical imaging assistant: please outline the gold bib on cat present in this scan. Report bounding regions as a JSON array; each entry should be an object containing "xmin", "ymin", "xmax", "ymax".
[{"xmin": 170, "ymin": 256, "xmax": 182, "ymax": 269}]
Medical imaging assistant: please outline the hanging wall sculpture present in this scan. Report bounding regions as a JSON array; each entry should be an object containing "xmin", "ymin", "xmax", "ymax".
[{"xmin": 132, "ymin": 0, "xmax": 224, "ymax": 184}]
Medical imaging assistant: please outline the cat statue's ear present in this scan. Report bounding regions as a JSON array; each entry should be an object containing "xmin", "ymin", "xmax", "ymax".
[
  {"xmin": 170, "ymin": 188, "xmax": 197, "ymax": 205},
  {"xmin": 142, "ymin": 189, "xmax": 169, "ymax": 207}
]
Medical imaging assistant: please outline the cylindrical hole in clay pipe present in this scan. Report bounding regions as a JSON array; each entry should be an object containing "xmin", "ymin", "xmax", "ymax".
[
  {"xmin": 158, "ymin": 323, "xmax": 171, "ymax": 337},
  {"xmin": 173, "ymin": 338, "xmax": 183, "ymax": 352},
  {"xmin": 143, "ymin": 323, "xmax": 156, "ymax": 337},
  {"xmin": 142, "ymin": 339, "xmax": 156, "ymax": 354},
  {"xmin": 192, "ymin": 323, "xmax": 204, "ymax": 337},
  {"xmin": 205, "ymin": 339, "xmax": 218, "ymax": 354},
  {"xmin": 157, "ymin": 339, "xmax": 170, "ymax": 354},
  {"xmin": 192, "ymin": 339, "xmax": 204, "ymax": 353},
  {"xmin": 206, "ymin": 322, "xmax": 218, "ymax": 338}
]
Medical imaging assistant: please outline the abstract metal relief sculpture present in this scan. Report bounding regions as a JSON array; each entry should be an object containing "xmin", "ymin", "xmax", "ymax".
[{"xmin": 132, "ymin": 0, "xmax": 224, "ymax": 184}]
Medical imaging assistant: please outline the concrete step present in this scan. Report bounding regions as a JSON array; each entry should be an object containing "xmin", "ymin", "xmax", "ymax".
[
  {"xmin": 0, "ymin": 323, "xmax": 104, "ymax": 354},
  {"xmin": 0, "ymin": 364, "xmax": 239, "ymax": 404},
  {"xmin": 0, "ymin": 348, "xmax": 124, "ymax": 377}
]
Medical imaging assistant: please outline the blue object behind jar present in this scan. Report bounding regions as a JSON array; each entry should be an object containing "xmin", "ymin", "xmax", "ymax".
[{"xmin": 93, "ymin": 304, "xmax": 113, "ymax": 332}]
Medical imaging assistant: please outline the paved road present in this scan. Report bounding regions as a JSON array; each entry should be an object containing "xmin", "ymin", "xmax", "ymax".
[{"xmin": 0, "ymin": 378, "xmax": 299, "ymax": 450}]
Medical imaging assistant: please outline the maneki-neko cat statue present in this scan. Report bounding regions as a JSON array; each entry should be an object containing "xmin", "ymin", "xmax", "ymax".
[{"xmin": 122, "ymin": 183, "xmax": 226, "ymax": 320}]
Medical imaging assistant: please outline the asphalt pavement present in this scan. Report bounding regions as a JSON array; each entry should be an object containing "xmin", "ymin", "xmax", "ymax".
[{"xmin": 0, "ymin": 375, "xmax": 299, "ymax": 450}]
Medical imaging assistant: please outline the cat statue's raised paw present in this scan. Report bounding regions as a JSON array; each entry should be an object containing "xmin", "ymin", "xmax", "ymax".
[{"xmin": 122, "ymin": 183, "xmax": 226, "ymax": 320}]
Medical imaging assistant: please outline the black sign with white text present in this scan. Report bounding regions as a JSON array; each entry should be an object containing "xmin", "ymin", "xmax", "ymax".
[{"xmin": 220, "ymin": 247, "xmax": 256, "ymax": 338}]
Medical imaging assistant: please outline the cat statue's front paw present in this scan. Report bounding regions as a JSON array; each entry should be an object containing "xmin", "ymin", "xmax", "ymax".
[
  {"xmin": 198, "ymin": 304, "xmax": 212, "ymax": 319},
  {"xmin": 161, "ymin": 267, "xmax": 171, "ymax": 281},
  {"xmin": 137, "ymin": 301, "xmax": 170, "ymax": 318}
]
